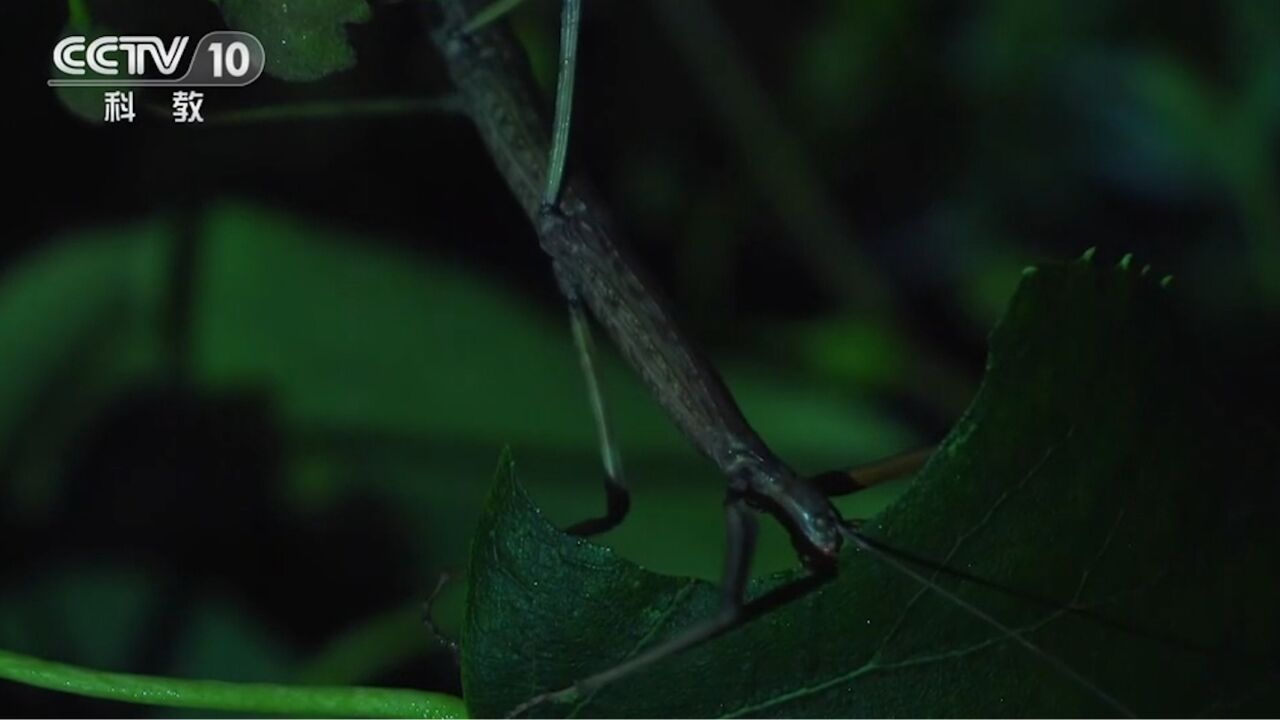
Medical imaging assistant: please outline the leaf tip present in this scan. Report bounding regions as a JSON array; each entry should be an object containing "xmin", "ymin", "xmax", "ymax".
[
  {"xmin": 1118, "ymin": 253, "xmax": 1135, "ymax": 271},
  {"xmin": 1080, "ymin": 246, "xmax": 1098, "ymax": 262}
]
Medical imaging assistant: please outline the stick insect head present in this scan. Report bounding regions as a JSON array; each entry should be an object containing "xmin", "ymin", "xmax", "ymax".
[
  {"xmin": 780, "ymin": 478, "xmax": 846, "ymax": 570},
  {"xmin": 742, "ymin": 465, "xmax": 845, "ymax": 570}
]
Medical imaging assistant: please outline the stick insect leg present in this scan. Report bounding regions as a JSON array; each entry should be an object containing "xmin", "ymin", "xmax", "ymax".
[
  {"xmin": 563, "ymin": 297, "xmax": 632, "ymax": 537},
  {"xmin": 462, "ymin": 0, "xmax": 582, "ymax": 210},
  {"xmin": 540, "ymin": 0, "xmax": 582, "ymax": 210},
  {"xmin": 810, "ymin": 445, "xmax": 935, "ymax": 498},
  {"xmin": 508, "ymin": 498, "xmax": 759, "ymax": 717},
  {"xmin": 576, "ymin": 498, "xmax": 759, "ymax": 688}
]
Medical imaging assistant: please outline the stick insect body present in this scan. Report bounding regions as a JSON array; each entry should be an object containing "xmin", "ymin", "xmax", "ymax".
[
  {"xmin": 442, "ymin": 0, "xmax": 847, "ymax": 568},
  {"xmin": 431, "ymin": 0, "xmax": 1134, "ymax": 715}
]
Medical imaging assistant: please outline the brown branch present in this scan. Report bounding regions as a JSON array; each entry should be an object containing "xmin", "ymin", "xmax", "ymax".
[{"xmin": 429, "ymin": 0, "xmax": 786, "ymax": 479}]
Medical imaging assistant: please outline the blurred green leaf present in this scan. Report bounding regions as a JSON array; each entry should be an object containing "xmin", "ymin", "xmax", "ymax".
[
  {"xmin": 0, "ymin": 564, "xmax": 158, "ymax": 672},
  {"xmin": 1078, "ymin": 50, "xmax": 1280, "ymax": 301},
  {"xmin": 960, "ymin": 0, "xmax": 1102, "ymax": 95},
  {"xmin": 1, "ymin": 200, "xmax": 914, "ymax": 596},
  {"xmin": 959, "ymin": 250, "xmax": 1029, "ymax": 329},
  {"xmin": 191, "ymin": 202, "xmax": 915, "ymax": 577},
  {"xmin": 0, "ymin": 219, "xmax": 168, "ymax": 515},
  {"xmin": 66, "ymin": 0, "xmax": 90, "ymax": 27},
  {"xmin": 462, "ymin": 258, "xmax": 1280, "ymax": 717},
  {"xmin": 791, "ymin": 0, "xmax": 915, "ymax": 137},
  {"xmin": 297, "ymin": 605, "xmax": 434, "ymax": 686},
  {"xmin": 171, "ymin": 598, "xmax": 295, "ymax": 684},
  {"xmin": 213, "ymin": 0, "xmax": 370, "ymax": 81},
  {"xmin": 1125, "ymin": 56, "xmax": 1240, "ymax": 187},
  {"xmin": 193, "ymin": 202, "xmax": 684, "ymax": 455},
  {"xmin": 785, "ymin": 317, "xmax": 910, "ymax": 391}
]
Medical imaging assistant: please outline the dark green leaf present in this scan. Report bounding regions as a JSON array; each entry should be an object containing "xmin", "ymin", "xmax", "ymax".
[
  {"xmin": 214, "ymin": 0, "xmax": 371, "ymax": 81},
  {"xmin": 462, "ymin": 257, "xmax": 1280, "ymax": 717}
]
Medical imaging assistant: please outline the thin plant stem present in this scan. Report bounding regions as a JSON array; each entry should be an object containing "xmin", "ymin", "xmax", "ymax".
[{"xmin": 0, "ymin": 648, "xmax": 467, "ymax": 719}]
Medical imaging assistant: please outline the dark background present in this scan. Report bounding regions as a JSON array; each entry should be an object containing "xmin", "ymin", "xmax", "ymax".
[{"xmin": 4, "ymin": 0, "xmax": 1278, "ymax": 715}]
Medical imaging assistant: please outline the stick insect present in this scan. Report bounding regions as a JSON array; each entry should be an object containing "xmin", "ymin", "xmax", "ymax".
[{"xmin": 430, "ymin": 0, "xmax": 1136, "ymax": 715}]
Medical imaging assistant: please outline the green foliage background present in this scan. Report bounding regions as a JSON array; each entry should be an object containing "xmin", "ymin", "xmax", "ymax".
[{"xmin": 7, "ymin": 0, "xmax": 1280, "ymax": 715}]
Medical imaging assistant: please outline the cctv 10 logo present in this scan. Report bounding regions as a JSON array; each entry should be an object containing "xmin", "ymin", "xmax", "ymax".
[{"xmin": 50, "ymin": 31, "xmax": 266, "ymax": 87}]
